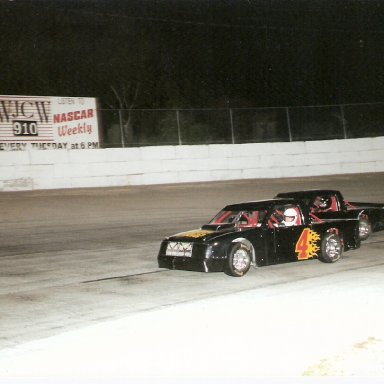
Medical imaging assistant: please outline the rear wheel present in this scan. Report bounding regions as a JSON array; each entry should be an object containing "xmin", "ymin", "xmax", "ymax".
[
  {"xmin": 358, "ymin": 217, "xmax": 372, "ymax": 241},
  {"xmin": 319, "ymin": 233, "xmax": 342, "ymax": 263},
  {"xmin": 225, "ymin": 242, "xmax": 252, "ymax": 277}
]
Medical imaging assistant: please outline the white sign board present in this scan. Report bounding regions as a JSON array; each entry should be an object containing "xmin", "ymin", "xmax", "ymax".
[{"xmin": 0, "ymin": 95, "xmax": 100, "ymax": 150}]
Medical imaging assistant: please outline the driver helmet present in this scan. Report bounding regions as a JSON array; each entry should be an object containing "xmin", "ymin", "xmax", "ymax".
[
  {"xmin": 318, "ymin": 196, "xmax": 331, "ymax": 209},
  {"xmin": 283, "ymin": 208, "xmax": 297, "ymax": 226}
]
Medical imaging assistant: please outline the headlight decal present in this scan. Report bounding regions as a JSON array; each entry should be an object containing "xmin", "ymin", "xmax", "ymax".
[{"xmin": 166, "ymin": 242, "xmax": 193, "ymax": 257}]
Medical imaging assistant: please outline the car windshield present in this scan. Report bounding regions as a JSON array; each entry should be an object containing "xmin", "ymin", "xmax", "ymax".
[{"xmin": 209, "ymin": 209, "xmax": 267, "ymax": 227}]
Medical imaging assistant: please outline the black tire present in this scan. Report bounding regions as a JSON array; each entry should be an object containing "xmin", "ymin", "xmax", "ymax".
[
  {"xmin": 358, "ymin": 218, "xmax": 372, "ymax": 241},
  {"xmin": 225, "ymin": 242, "xmax": 252, "ymax": 277},
  {"xmin": 319, "ymin": 233, "xmax": 342, "ymax": 263}
]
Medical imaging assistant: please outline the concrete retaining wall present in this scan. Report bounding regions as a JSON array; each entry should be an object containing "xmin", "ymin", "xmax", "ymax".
[{"xmin": 1, "ymin": 137, "xmax": 384, "ymax": 191}]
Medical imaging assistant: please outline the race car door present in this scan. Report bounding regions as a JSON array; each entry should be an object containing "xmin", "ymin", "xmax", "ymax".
[{"xmin": 269, "ymin": 203, "xmax": 306, "ymax": 263}]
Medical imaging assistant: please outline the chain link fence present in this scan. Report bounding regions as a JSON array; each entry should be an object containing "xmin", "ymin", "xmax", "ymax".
[{"xmin": 100, "ymin": 102, "xmax": 384, "ymax": 148}]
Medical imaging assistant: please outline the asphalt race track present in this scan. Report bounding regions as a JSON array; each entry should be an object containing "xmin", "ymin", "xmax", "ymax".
[{"xmin": 0, "ymin": 173, "xmax": 383, "ymax": 380}]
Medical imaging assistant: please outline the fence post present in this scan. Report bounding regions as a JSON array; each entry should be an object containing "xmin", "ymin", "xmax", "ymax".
[
  {"xmin": 176, "ymin": 110, "xmax": 182, "ymax": 145},
  {"xmin": 340, "ymin": 105, "xmax": 348, "ymax": 139},
  {"xmin": 118, "ymin": 109, "xmax": 125, "ymax": 148},
  {"xmin": 285, "ymin": 107, "xmax": 293, "ymax": 142},
  {"xmin": 229, "ymin": 108, "xmax": 235, "ymax": 144}
]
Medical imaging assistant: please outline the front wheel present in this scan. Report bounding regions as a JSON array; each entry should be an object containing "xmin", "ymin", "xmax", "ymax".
[
  {"xmin": 225, "ymin": 242, "xmax": 252, "ymax": 277},
  {"xmin": 319, "ymin": 233, "xmax": 342, "ymax": 263}
]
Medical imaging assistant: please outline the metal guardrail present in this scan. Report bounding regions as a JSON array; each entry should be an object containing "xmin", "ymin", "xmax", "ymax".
[{"xmin": 100, "ymin": 102, "xmax": 384, "ymax": 148}]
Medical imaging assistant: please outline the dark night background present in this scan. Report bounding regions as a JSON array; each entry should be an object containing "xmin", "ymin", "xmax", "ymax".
[{"xmin": 1, "ymin": 0, "xmax": 384, "ymax": 109}]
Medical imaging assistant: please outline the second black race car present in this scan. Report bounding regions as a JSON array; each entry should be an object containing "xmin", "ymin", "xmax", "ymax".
[
  {"xmin": 158, "ymin": 198, "xmax": 361, "ymax": 277},
  {"xmin": 275, "ymin": 190, "xmax": 384, "ymax": 240}
]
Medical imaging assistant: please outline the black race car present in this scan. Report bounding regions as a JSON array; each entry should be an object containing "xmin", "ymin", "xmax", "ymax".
[
  {"xmin": 275, "ymin": 190, "xmax": 384, "ymax": 240},
  {"xmin": 158, "ymin": 198, "xmax": 361, "ymax": 277}
]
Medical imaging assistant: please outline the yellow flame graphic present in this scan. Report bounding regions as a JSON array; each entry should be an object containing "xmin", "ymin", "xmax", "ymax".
[
  {"xmin": 178, "ymin": 229, "xmax": 213, "ymax": 238},
  {"xmin": 307, "ymin": 230, "xmax": 321, "ymax": 258}
]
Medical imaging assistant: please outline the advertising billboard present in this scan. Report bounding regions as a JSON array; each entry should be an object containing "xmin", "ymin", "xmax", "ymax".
[{"xmin": 0, "ymin": 95, "xmax": 100, "ymax": 150}]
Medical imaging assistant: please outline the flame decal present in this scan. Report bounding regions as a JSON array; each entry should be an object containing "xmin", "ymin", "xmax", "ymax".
[{"xmin": 178, "ymin": 229, "xmax": 213, "ymax": 238}]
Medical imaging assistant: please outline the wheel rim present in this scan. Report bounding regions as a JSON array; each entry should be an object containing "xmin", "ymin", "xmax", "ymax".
[
  {"xmin": 325, "ymin": 236, "xmax": 341, "ymax": 259},
  {"xmin": 232, "ymin": 248, "xmax": 250, "ymax": 272},
  {"xmin": 359, "ymin": 220, "xmax": 370, "ymax": 239}
]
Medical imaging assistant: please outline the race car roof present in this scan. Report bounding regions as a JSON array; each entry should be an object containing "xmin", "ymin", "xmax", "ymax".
[
  {"xmin": 223, "ymin": 198, "xmax": 299, "ymax": 211},
  {"xmin": 275, "ymin": 190, "xmax": 341, "ymax": 199}
]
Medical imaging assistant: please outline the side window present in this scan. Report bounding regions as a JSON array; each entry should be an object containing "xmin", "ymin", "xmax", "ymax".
[
  {"xmin": 312, "ymin": 195, "xmax": 336, "ymax": 212},
  {"xmin": 284, "ymin": 205, "xmax": 302, "ymax": 226},
  {"xmin": 268, "ymin": 204, "xmax": 302, "ymax": 227},
  {"xmin": 237, "ymin": 210, "xmax": 267, "ymax": 227}
]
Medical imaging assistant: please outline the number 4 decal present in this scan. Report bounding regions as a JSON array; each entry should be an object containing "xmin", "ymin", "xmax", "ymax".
[{"xmin": 295, "ymin": 228, "xmax": 321, "ymax": 260}]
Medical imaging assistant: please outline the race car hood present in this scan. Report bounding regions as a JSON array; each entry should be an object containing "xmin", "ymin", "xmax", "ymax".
[{"xmin": 167, "ymin": 224, "xmax": 238, "ymax": 243}]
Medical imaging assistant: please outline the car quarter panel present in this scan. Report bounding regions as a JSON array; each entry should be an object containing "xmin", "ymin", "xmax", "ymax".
[{"xmin": 311, "ymin": 220, "xmax": 361, "ymax": 251}]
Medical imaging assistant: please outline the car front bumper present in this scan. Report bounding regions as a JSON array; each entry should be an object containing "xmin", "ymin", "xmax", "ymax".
[{"xmin": 158, "ymin": 255, "xmax": 225, "ymax": 273}]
